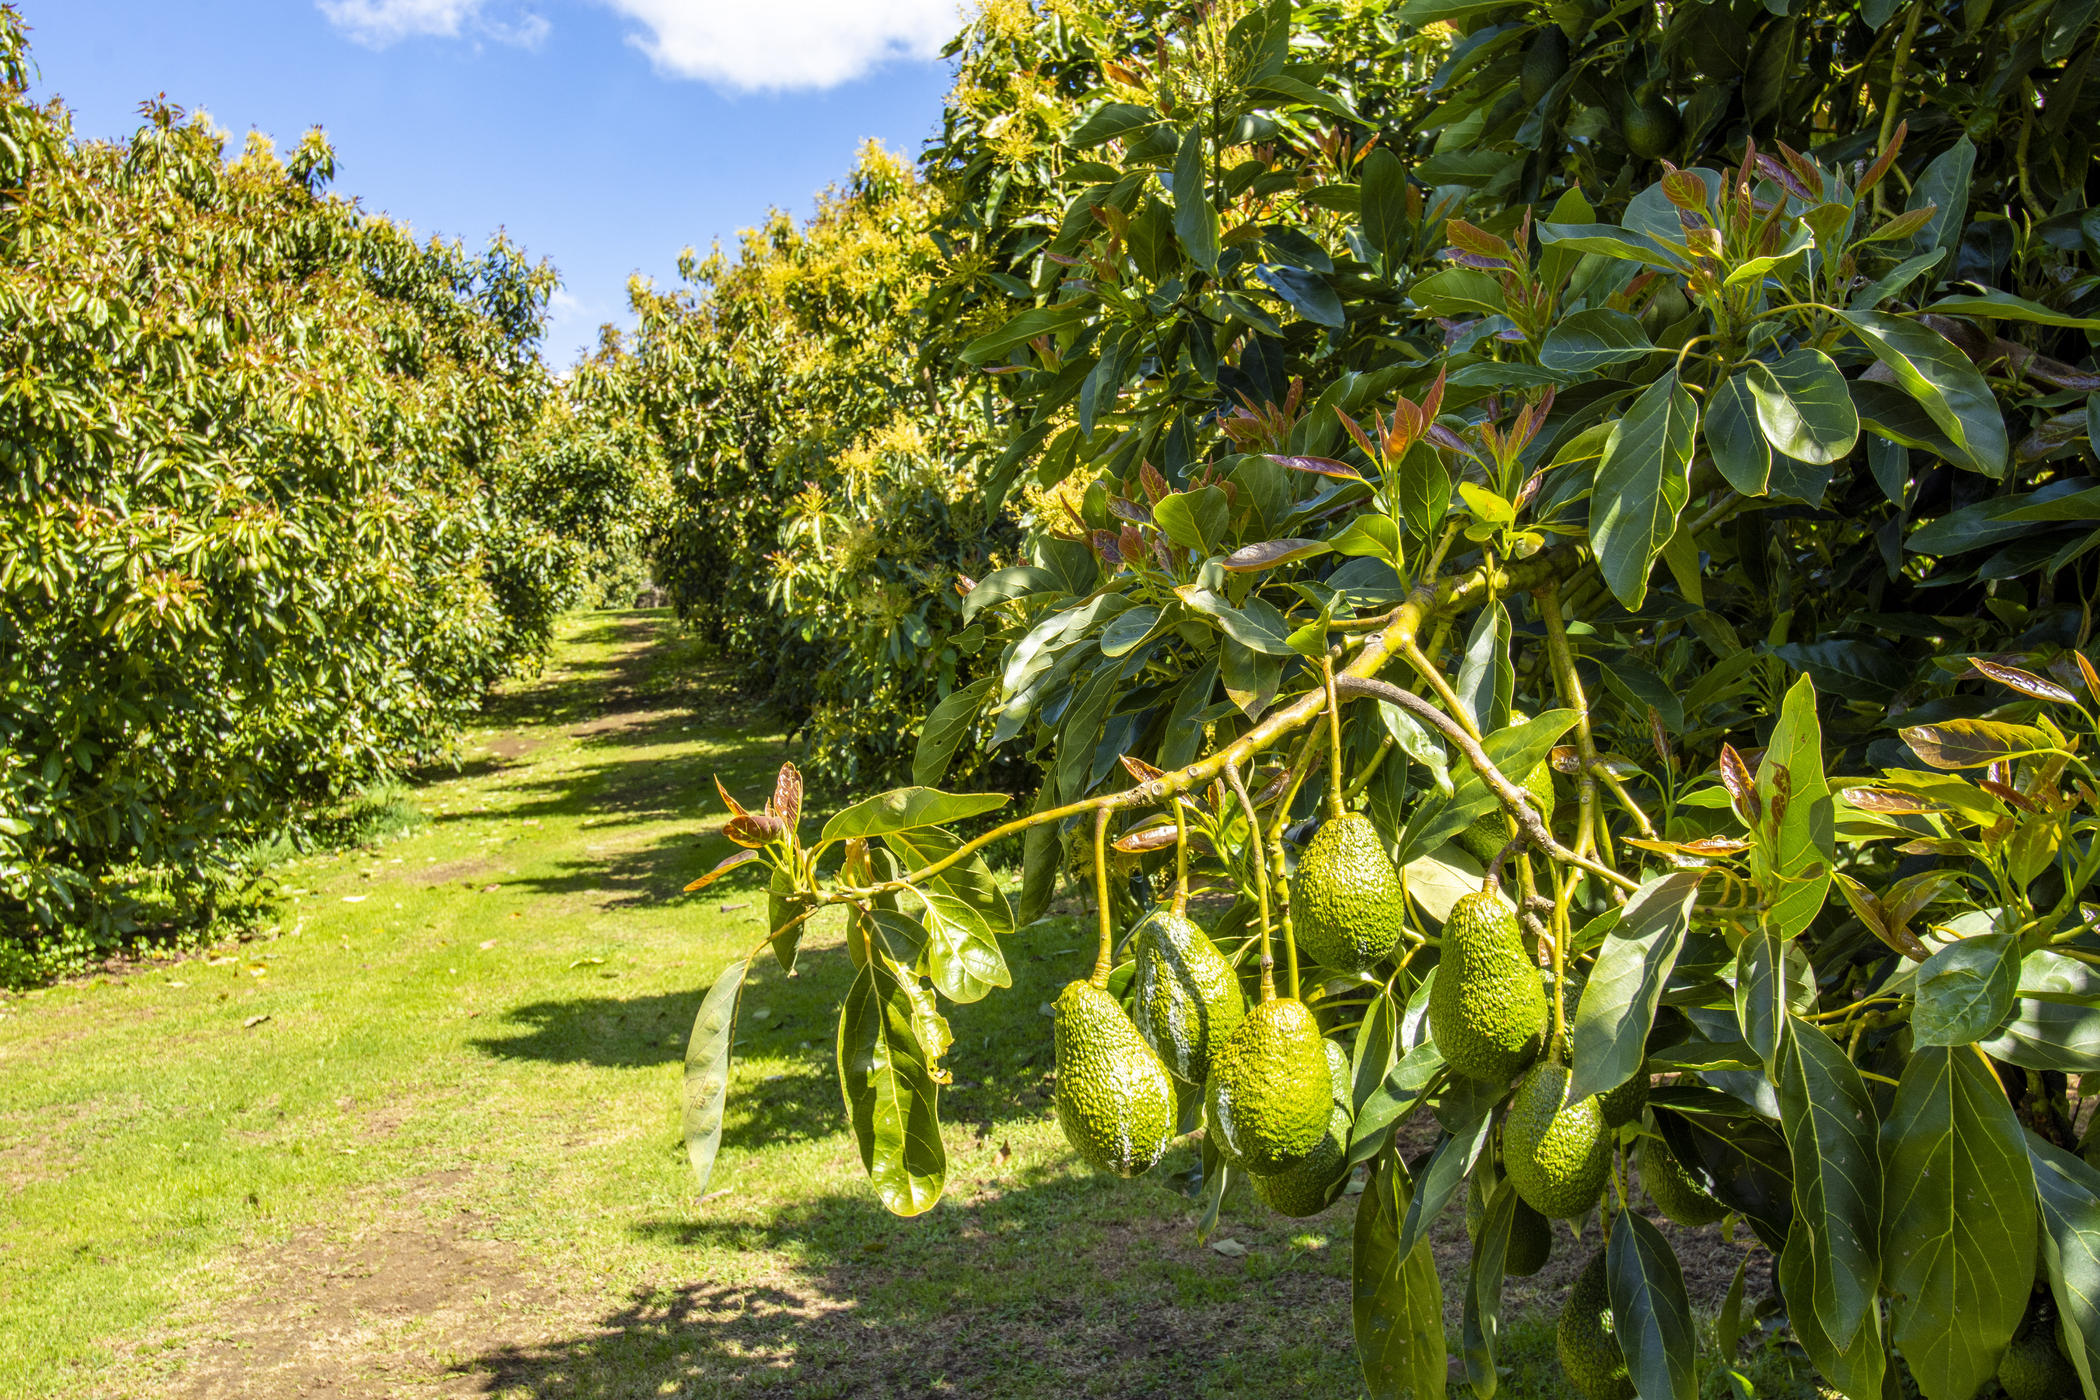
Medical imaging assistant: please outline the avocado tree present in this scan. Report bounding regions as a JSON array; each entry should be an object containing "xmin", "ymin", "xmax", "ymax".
[{"xmin": 670, "ymin": 1, "xmax": 2100, "ymax": 1397}]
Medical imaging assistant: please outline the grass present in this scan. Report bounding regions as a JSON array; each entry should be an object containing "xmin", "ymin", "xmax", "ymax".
[{"xmin": 0, "ymin": 610, "xmax": 1828, "ymax": 1399}]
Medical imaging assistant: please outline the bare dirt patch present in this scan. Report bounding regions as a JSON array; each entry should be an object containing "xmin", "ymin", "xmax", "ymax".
[
  {"xmin": 408, "ymin": 859, "xmax": 499, "ymax": 889},
  {"xmin": 135, "ymin": 1175, "xmax": 565, "ymax": 1400},
  {"xmin": 482, "ymin": 736, "xmax": 538, "ymax": 761}
]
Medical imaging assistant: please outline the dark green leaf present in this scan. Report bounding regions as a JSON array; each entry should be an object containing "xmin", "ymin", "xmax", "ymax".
[
  {"xmin": 913, "ymin": 679, "xmax": 992, "ymax": 787},
  {"xmin": 683, "ymin": 956, "xmax": 747, "ymax": 1191},
  {"xmin": 1901, "ymin": 718, "xmax": 2056, "ymax": 769},
  {"xmin": 1744, "ymin": 349, "xmax": 1859, "ymax": 465},
  {"xmin": 959, "ymin": 305, "xmax": 1087, "ymax": 366},
  {"xmin": 1360, "ymin": 147, "xmax": 1410, "ymax": 274},
  {"xmin": 1350, "ymin": 1042, "xmax": 1445, "ymax": 1168},
  {"xmin": 838, "ymin": 956, "xmax": 948, "ymax": 1217},
  {"xmin": 1913, "ymin": 933, "xmax": 2019, "ymax": 1046},
  {"xmin": 1776, "ymin": 1018, "xmax": 1882, "ymax": 1343},
  {"xmin": 1540, "ymin": 308, "xmax": 1655, "ymax": 372},
  {"xmin": 1354, "ymin": 1149, "xmax": 1448, "ymax": 1400},
  {"xmin": 1255, "ymin": 265, "xmax": 1345, "ymax": 327},
  {"xmin": 1463, "ymin": 1179, "xmax": 1517, "ymax": 1399},
  {"xmin": 1905, "ymin": 138, "xmax": 1973, "ymax": 292},
  {"xmin": 1567, "ymin": 869, "xmax": 1703, "ymax": 1102},
  {"xmin": 1395, "ymin": 442, "xmax": 1452, "ymax": 543},
  {"xmin": 1655, "ymin": 1096, "xmax": 1794, "ymax": 1251},
  {"xmin": 1397, "ymin": 1103, "xmax": 1493, "ymax": 1257},
  {"xmin": 1927, "ymin": 290, "xmax": 2100, "ymax": 330},
  {"xmin": 1153, "ymin": 485, "xmax": 1231, "ymax": 554},
  {"xmin": 1879, "ymin": 1044, "xmax": 2037, "ymax": 1400},
  {"xmin": 2027, "ymin": 1130, "xmax": 2100, "ymax": 1399},
  {"xmin": 1066, "ymin": 102, "xmax": 1160, "ymax": 149},
  {"xmin": 1590, "ymin": 369, "xmax": 1697, "ymax": 609},
  {"xmin": 1173, "ymin": 127, "xmax": 1220, "ymax": 272},
  {"xmin": 1835, "ymin": 311, "xmax": 2007, "ymax": 476},
  {"xmin": 1703, "ymin": 373, "xmax": 1771, "ymax": 496},
  {"xmin": 1607, "ymin": 1209, "xmax": 1699, "ymax": 1400},
  {"xmin": 1981, "ymin": 951, "xmax": 2100, "ymax": 1072}
]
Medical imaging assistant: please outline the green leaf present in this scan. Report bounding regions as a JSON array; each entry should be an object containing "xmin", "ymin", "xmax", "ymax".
[
  {"xmin": 1220, "ymin": 537, "xmax": 1333, "ymax": 572},
  {"xmin": 1453, "ymin": 599, "xmax": 1513, "ymax": 735},
  {"xmin": 1360, "ymin": 146, "xmax": 1410, "ymax": 274},
  {"xmin": 1066, "ymin": 101, "xmax": 1159, "ymax": 149},
  {"xmin": 1913, "ymin": 933, "xmax": 2019, "ymax": 1046},
  {"xmin": 1016, "ymin": 779, "xmax": 1063, "ymax": 926},
  {"xmin": 1905, "ymin": 138, "xmax": 1973, "ymax": 291},
  {"xmin": 1703, "ymin": 372, "xmax": 1772, "ymax": 496},
  {"xmin": 1349, "ymin": 1041, "xmax": 1445, "ymax": 1168},
  {"xmin": 962, "ymin": 565, "xmax": 1060, "ymax": 620},
  {"xmin": 1395, "ymin": 442, "xmax": 1452, "ymax": 542},
  {"xmin": 1255, "ymin": 264, "xmax": 1345, "ymax": 327},
  {"xmin": 1590, "ymin": 369, "xmax": 1697, "ymax": 609},
  {"xmin": 1411, "ymin": 267, "xmax": 1507, "ymax": 320},
  {"xmin": 1100, "ymin": 604, "xmax": 1163, "ymax": 657},
  {"xmin": 1537, "ymin": 222, "xmax": 1690, "ymax": 272},
  {"xmin": 1606, "ymin": 1209, "xmax": 1699, "ymax": 1400},
  {"xmin": 2027, "ymin": 1130, "xmax": 2100, "ymax": 1400},
  {"xmin": 959, "ymin": 304, "xmax": 1087, "ymax": 366},
  {"xmin": 1567, "ymin": 869, "xmax": 1703, "ymax": 1102},
  {"xmin": 1153, "ymin": 485, "xmax": 1231, "ymax": 554},
  {"xmin": 1753, "ymin": 674, "xmax": 1833, "ymax": 940},
  {"xmin": 1539, "ymin": 308, "xmax": 1654, "ymax": 372},
  {"xmin": 1776, "ymin": 1018, "xmax": 1883, "ymax": 1344},
  {"xmin": 820, "ymin": 787, "xmax": 1010, "ymax": 846},
  {"xmin": 1173, "ymin": 127, "xmax": 1220, "ymax": 272},
  {"xmin": 838, "ymin": 956, "xmax": 948, "ymax": 1217},
  {"xmin": 1354, "ymin": 1148, "xmax": 1448, "ymax": 1400},
  {"xmin": 1177, "ymin": 587, "xmax": 1297, "ymax": 655},
  {"xmin": 1330, "ymin": 512, "xmax": 1402, "ymax": 562},
  {"xmin": 683, "ymin": 956, "xmax": 747, "ymax": 1191},
  {"xmin": 1779, "ymin": 1223, "xmax": 1887, "ymax": 1400},
  {"xmin": 1462, "ymin": 1179, "xmax": 1517, "ymax": 1399},
  {"xmin": 1735, "ymin": 924, "xmax": 1786, "ymax": 1071},
  {"xmin": 1927, "ymin": 290, "xmax": 2100, "ymax": 330},
  {"xmin": 1980, "ymin": 951, "xmax": 2100, "ymax": 1072},
  {"xmin": 1879, "ymin": 1044, "xmax": 2037, "ymax": 1400},
  {"xmin": 913, "ymin": 679, "xmax": 992, "ymax": 788},
  {"xmin": 1397, "ymin": 1104, "xmax": 1493, "ymax": 1257},
  {"xmin": 1743, "ymin": 349, "xmax": 1859, "ymax": 466},
  {"xmin": 1834, "ymin": 310, "xmax": 2008, "ymax": 476},
  {"xmin": 766, "ymin": 865, "xmax": 805, "ymax": 974},
  {"xmin": 884, "ymin": 829, "xmax": 1014, "ymax": 1003}
]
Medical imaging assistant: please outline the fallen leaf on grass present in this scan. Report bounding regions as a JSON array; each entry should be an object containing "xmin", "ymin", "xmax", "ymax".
[
  {"xmin": 1209, "ymin": 1238, "xmax": 1247, "ymax": 1257},
  {"xmin": 243, "ymin": 1014, "xmax": 271, "ymax": 1029},
  {"xmin": 478, "ymin": 939, "xmax": 497, "ymax": 950},
  {"xmin": 570, "ymin": 957, "xmax": 605, "ymax": 969},
  {"xmin": 342, "ymin": 895, "xmax": 367, "ymax": 903},
  {"xmin": 720, "ymin": 902, "xmax": 752, "ymax": 912}
]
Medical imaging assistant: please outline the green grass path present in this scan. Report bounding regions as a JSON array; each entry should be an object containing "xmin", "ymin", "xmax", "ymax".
[{"xmin": 0, "ymin": 610, "xmax": 1801, "ymax": 1399}]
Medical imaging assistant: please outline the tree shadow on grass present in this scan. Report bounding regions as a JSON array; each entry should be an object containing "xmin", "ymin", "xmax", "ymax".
[{"xmin": 457, "ymin": 1156, "xmax": 1365, "ymax": 1400}]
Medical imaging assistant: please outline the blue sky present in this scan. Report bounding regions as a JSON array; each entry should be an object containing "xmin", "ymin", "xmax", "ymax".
[{"xmin": 21, "ymin": 1, "xmax": 961, "ymax": 362}]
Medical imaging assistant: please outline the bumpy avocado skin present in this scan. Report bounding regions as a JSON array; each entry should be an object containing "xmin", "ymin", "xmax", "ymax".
[
  {"xmin": 1505, "ymin": 1197, "xmax": 1554, "ymax": 1276},
  {"xmin": 1520, "ymin": 26, "xmax": 1569, "ymax": 103},
  {"xmin": 1131, "ymin": 908, "xmax": 1246, "ymax": 1084},
  {"xmin": 2000, "ymin": 1298, "xmax": 2081, "ymax": 1400},
  {"xmin": 1457, "ymin": 762, "xmax": 1558, "ymax": 863},
  {"xmin": 1052, "ymin": 981, "xmax": 1175, "ymax": 1178},
  {"xmin": 1256, "ymin": 1038, "xmax": 1355, "ymax": 1216},
  {"xmin": 1291, "ymin": 812, "xmax": 1405, "ymax": 973},
  {"xmin": 1641, "ymin": 1138, "xmax": 1726, "ymax": 1226},
  {"xmin": 1596, "ymin": 1068, "xmax": 1650, "ymax": 1127},
  {"xmin": 1559, "ymin": 1251, "xmax": 1636, "ymax": 1400},
  {"xmin": 1429, "ymin": 890, "xmax": 1548, "ymax": 1084},
  {"xmin": 1504, "ymin": 1061, "xmax": 1612, "ymax": 1219},
  {"xmin": 1205, "ymin": 998, "xmax": 1332, "ymax": 1176}
]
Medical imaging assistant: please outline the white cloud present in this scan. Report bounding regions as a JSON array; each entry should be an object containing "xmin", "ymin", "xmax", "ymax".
[
  {"xmin": 596, "ymin": 0, "xmax": 961, "ymax": 91},
  {"xmin": 319, "ymin": 0, "xmax": 548, "ymax": 49}
]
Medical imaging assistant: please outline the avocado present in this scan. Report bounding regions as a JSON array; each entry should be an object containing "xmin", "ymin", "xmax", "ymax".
[
  {"xmin": 1520, "ymin": 26, "xmax": 1570, "ymax": 104},
  {"xmin": 1559, "ymin": 1250, "xmax": 1636, "ymax": 1400},
  {"xmin": 1596, "ymin": 1067, "xmax": 1649, "ymax": 1127},
  {"xmin": 1254, "ymin": 1100, "xmax": 1351, "ymax": 1216},
  {"xmin": 2000, "ymin": 1295, "xmax": 2080, "ymax": 1400},
  {"xmin": 1456, "ymin": 760, "xmax": 1557, "ymax": 863},
  {"xmin": 1052, "ymin": 980, "xmax": 1175, "ymax": 1178},
  {"xmin": 1503, "ymin": 1061, "xmax": 1612, "ymax": 1219},
  {"xmin": 1622, "ymin": 93, "xmax": 1682, "ymax": 159},
  {"xmin": 1291, "ymin": 811, "xmax": 1405, "ymax": 973},
  {"xmin": 1130, "ymin": 906, "xmax": 1245, "ymax": 1084},
  {"xmin": 1640, "ymin": 1137, "xmax": 1726, "ymax": 1226},
  {"xmin": 1429, "ymin": 890, "xmax": 1548, "ymax": 1084},
  {"xmin": 1506, "ymin": 1196, "xmax": 1554, "ymax": 1275},
  {"xmin": 1205, "ymin": 997, "xmax": 1332, "ymax": 1176}
]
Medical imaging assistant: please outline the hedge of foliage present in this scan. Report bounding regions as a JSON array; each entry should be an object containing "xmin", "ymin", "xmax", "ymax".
[
  {"xmin": 666, "ymin": 1, "xmax": 2100, "ymax": 1398},
  {"xmin": 0, "ymin": 11, "xmax": 659, "ymax": 969}
]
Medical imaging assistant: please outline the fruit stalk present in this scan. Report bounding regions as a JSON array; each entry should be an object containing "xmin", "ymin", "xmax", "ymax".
[
  {"xmin": 1321, "ymin": 657, "xmax": 1346, "ymax": 822},
  {"xmin": 1170, "ymin": 795, "xmax": 1191, "ymax": 916},
  {"xmin": 1091, "ymin": 805, "xmax": 1114, "ymax": 989},
  {"xmin": 1538, "ymin": 581, "xmax": 1600, "ymax": 864},
  {"xmin": 1223, "ymin": 756, "xmax": 1277, "ymax": 1002}
]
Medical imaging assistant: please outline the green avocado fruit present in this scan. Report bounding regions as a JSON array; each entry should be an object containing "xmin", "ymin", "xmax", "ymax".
[
  {"xmin": 1292, "ymin": 811, "xmax": 1406, "ymax": 973},
  {"xmin": 1205, "ymin": 997, "xmax": 1332, "ymax": 1176},
  {"xmin": 1520, "ymin": 26, "xmax": 1570, "ymax": 104},
  {"xmin": 1559, "ymin": 1251, "xmax": 1636, "ymax": 1400},
  {"xmin": 1506, "ymin": 1196, "xmax": 1555, "ymax": 1276},
  {"xmin": 1255, "ymin": 1037, "xmax": 1355, "ymax": 1215},
  {"xmin": 1052, "ymin": 980, "xmax": 1175, "ymax": 1178},
  {"xmin": 1130, "ymin": 906, "xmax": 1245, "ymax": 1084},
  {"xmin": 1622, "ymin": 93, "xmax": 1682, "ymax": 159},
  {"xmin": 1504, "ymin": 1061, "xmax": 1612, "ymax": 1219},
  {"xmin": 1596, "ymin": 1067, "xmax": 1650, "ymax": 1127},
  {"xmin": 1429, "ymin": 889, "xmax": 1548, "ymax": 1084},
  {"xmin": 1640, "ymin": 1137, "xmax": 1727, "ymax": 1226},
  {"xmin": 1456, "ymin": 760, "xmax": 1557, "ymax": 864},
  {"xmin": 2000, "ymin": 1296, "xmax": 2080, "ymax": 1400}
]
